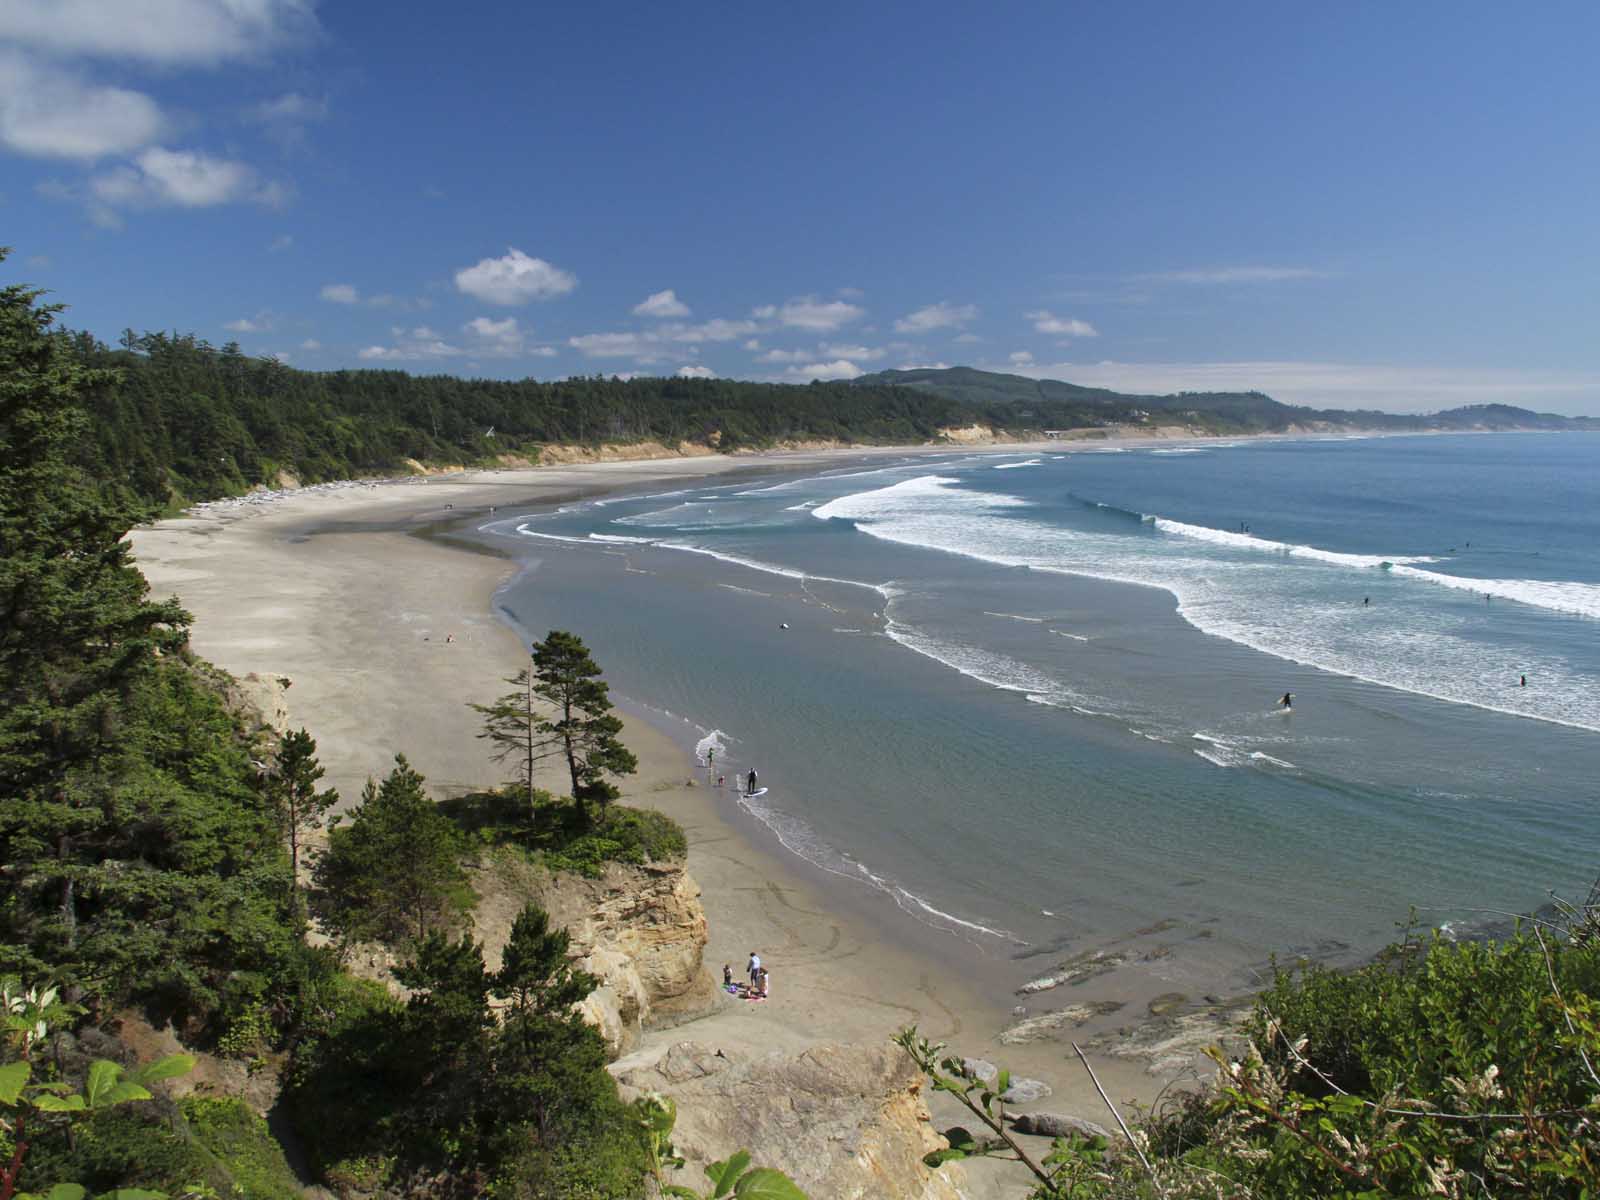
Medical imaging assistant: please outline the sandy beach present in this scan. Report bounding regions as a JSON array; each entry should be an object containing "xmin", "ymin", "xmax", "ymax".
[{"xmin": 129, "ymin": 447, "xmax": 1197, "ymax": 1184}]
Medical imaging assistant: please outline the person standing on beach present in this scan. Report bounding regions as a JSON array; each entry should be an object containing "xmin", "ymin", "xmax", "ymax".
[
  {"xmin": 748, "ymin": 951, "xmax": 761, "ymax": 987},
  {"xmin": 747, "ymin": 768, "xmax": 758, "ymax": 795}
]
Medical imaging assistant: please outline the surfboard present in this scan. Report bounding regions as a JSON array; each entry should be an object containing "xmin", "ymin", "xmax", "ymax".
[{"xmin": 744, "ymin": 787, "xmax": 769, "ymax": 798}]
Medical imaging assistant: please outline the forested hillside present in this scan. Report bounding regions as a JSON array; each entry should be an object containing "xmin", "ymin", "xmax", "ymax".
[{"xmin": 40, "ymin": 326, "xmax": 1598, "ymax": 513}]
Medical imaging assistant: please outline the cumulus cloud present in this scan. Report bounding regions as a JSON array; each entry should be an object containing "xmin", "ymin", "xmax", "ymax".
[
  {"xmin": 1009, "ymin": 350, "xmax": 1034, "ymax": 365},
  {"xmin": 785, "ymin": 359, "xmax": 862, "ymax": 382},
  {"xmin": 953, "ymin": 332, "xmax": 983, "ymax": 344},
  {"xmin": 462, "ymin": 315, "xmax": 525, "ymax": 357},
  {"xmin": 268, "ymin": 233, "xmax": 294, "ymax": 252},
  {"xmin": 224, "ymin": 311, "xmax": 274, "ymax": 333},
  {"xmin": 676, "ymin": 365, "xmax": 715, "ymax": 379},
  {"xmin": 894, "ymin": 301, "xmax": 978, "ymax": 334},
  {"xmin": 633, "ymin": 288, "xmax": 690, "ymax": 318},
  {"xmin": 662, "ymin": 318, "xmax": 759, "ymax": 343},
  {"xmin": 300, "ymin": 338, "xmax": 321, "ymax": 350},
  {"xmin": 1026, "ymin": 310, "xmax": 1098, "ymax": 338},
  {"xmin": 357, "ymin": 326, "xmax": 464, "ymax": 361},
  {"xmin": 567, "ymin": 331, "xmax": 667, "ymax": 363},
  {"xmin": 0, "ymin": 52, "xmax": 165, "ymax": 160},
  {"xmin": 92, "ymin": 146, "xmax": 282, "ymax": 208},
  {"xmin": 1140, "ymin": 266, "xmax": 1330, "ymax": 284},
  {"xmin": 454, "ymin": 247, "xmax": 577, "ymax": 305},
  {"xmin": 755, "ymin": 296, "xmax": 865, "ymax": 332},
  {"xmin": 897, "ymin": 361, "xmax": 950, "ymax": 371},
  {"xmin": 320, "ymin": 283, "xmax": 359, "ymax": 304},
  {"xmin": 0, "ymin": 0, "xmax": 320, "ymax": 66},
  {"xmin": 758, "ymin": 348, "xmax": 810, "ymax": 364},
  {"xmin": 820, "ymin": 342, "xmax": 886, "ymax": 361}
]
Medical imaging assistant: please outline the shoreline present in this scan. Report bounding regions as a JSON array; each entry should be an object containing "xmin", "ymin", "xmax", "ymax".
[{"xmin": 129, "ymin": 441, "xmax": 1207, "ymax": 1143}]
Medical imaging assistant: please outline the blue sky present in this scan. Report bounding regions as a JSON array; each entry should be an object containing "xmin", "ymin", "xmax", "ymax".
[{"xmin": 4, "ymin": 1, "xmax": 1600, "ymax": 414}]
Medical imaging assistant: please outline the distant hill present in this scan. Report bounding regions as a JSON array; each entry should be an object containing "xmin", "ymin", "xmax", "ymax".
[{"xmin": 854, "ymin": 366, "xmax": 1600, "ymax": 435}]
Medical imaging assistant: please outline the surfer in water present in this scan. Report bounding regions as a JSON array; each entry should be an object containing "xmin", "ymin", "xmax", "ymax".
[
  {"xmin": 747, "ymin": 768, "xmax": 758, "ymax": 796},
  {"xmin": 1279, "ymin": 692, "xmax": 1293, "ymax": 709}
]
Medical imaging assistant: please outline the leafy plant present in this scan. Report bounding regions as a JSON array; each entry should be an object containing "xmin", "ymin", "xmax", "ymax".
[{"xmin": 1, "ymin": 977, "xmax": 194, "ymax": 1200}]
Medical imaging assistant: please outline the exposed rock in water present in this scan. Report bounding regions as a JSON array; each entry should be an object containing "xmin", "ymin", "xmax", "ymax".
[
  {"xmin": 1147, "ymin": 992, "xmax": 1189, "ymax": 1017},
  {"xmin": 1087, "ymin": 1007, "xmax": 1250, "ymax": 1077},
  {"xmin": 1015, "ymin": 950, "xmax": 1127, "ymax": 995},
  {"xmin": 615, "ymin": 1042, "xmax": 969, "ymax": 1200},
  {"xmin": 471, "ymin": 854, "xmax": 717, "ymax": 1056},
  {"xmin": 999, "ymin": 1001, "xmax": 1125, "ymax": 1045},
  {"xmin": 1011, "ymin": 1112, "xmax": 1113, "ymax": 1140},
  {"xmin": 998, "ymin": 1078, "xmax": 1052, "ymax": 1105},
  {"xmin": 961, "ymin": 1057, "xmax": 998, "ymax": 1084}
]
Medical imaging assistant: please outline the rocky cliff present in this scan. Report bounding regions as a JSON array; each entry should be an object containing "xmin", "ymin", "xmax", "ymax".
[
  {"xmin": 470, "ymin": 853, "xmax": 718, "ymax": 1056},
  {"xmin": 616, "ymin": 1041, "xmax": 971, "ymax": 1200}
]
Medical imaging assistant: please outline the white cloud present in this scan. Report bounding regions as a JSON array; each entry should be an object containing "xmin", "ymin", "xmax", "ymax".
[
  {"xmin": 567, "ymin": 331, "xmax": 667, "ymax": 363},
  {"xmin": 1026, "ymin": 310, "xmax": 1098, "ymax": 338},
  {"xmin": 820, "ymin": 342, "xmax": 886, "ymax": 361},
  {"xmin": 1140, "ymin": 266, "xmax": 1330, "ymax": 284},
  {"xmin": 662, "ymin": 318, "xmax": 759, "ymax": 343},
  {"xmin": 0, "ymin": 52, "xmax": 165, "ymax": 160},
  {"xmin": 300, "ymin": 338, "xmax": 321, "ymax": 350},
  {"xmin": 992, "ymin": 359, "xmax": 1600, "ymax": 415},
  {"xmin": 633, "ymin": 288, "xmax": 690, "ymax": 318},
  {"xmin": 357, "ymin": 326, "xmax": 464, "ymax": 361},
  {"xmin": 897, "ymin": 361, "xmax": 950, "ymax": 371},
  {"xmin": 268, "ymin": 350, "xmax": 290, "ymax": 363},
  {"xmin": 954, "ymin": 332, "xmax": 983, "ymax": 344},
  {"xmin": 786, "ymin": 359, "xmax": 862, "ymax": 382},
  {"xmin": 758, "ymin": 348, "xmax": 810, "ymax": 364},
  {"xmin": 92, "ymin": 147, "xmax": 279, "ymax": 208},
  {"xmin": 463, "ymin": 315, "xmax": 525, "ymax": 357},
  {"xmin": 250, "ymin": 91, "xmax": 327, "ymax": 123},
  {"xmin": 268, "ymin": 233, "xmax": 293, "ymax": 252},
  {"xmin": 743, "ymin": 339, "xmax": 761, "ymax": 351},
  {"xmin": 1009, "ymin": 351, "xmax": 1034, "ymax": 365},
  {"xmin": 454, "ymin": 247, "xmax": 577, "ymax": 305},
  {"xmin": 757, "ymin": 296, "xmax": 865, "ymax": 332},
  {"xmin": 320, "ymin": 283, "xmax": 359, "ymax": 304},
  {"xmin": 894, "ymin": 301, "xmax": 978, "ymax": 334},
  {"xmin": 676, "ymin": 365, "xmax": 715, "ymax": 379},
  {"xmin": 0, "ymin": 0, "xmax": 319, "ymax": 66},
  {"xmin": 224, "ymin": 311, "xmax": 274, "ymax": 333}
]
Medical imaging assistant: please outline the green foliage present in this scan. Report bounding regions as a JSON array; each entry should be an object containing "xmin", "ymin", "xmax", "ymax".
[
  {"xmin": 637, "ymin": 1094, "xmax": 809, "ymax": 1199},
  {"xmin": 263, "ymin": 727, "xmax": 338, "ymax": 914},
  {"xmin": 0, "ymin": 263, "xmax": 300, "ymax": 1032},
  {"xmin": 285, "ymin": 904, "xmax": 647, "ymax": 1197},
  {"xmin": 310, "ymin": 753, "xmax": 471, "ymax": 948},
  {"xmin": 1, "ymin": 976, "xmax": 196, "ymax": 1200},
  {"xmin": 442, "ymin": 787, "xmax": 686, "ymax": 877},
  {"xmin": 903, "ymin": 927, "xmax": 1600, "ymax": 1199},
  {"xmin": 510, "ymin": 630, "xmax": 637, "ymax": 810}
]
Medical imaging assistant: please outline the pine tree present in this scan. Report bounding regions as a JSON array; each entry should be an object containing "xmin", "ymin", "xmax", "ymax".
[
  {"xmin": 311, "ymin": 753, "xmax": 467, "ymax": 945},
  {"xmin": 267, "ymin": 727, "xmax": 339, "ymax": 915},
  {"xmin": 530, "ymin": 631, "xmax": 637, "ymax": 811},
  {"xmin": 471, "ymin": 665, "xmax": 542, "ymax": 813}
]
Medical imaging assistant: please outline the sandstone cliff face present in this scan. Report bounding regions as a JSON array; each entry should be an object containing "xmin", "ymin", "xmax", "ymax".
[
  {"xmin": 471, "ymin": 855, "xmax": 717, "ymax": 1056},
  {"xmin": 616, "ymin": 1042, "xmax": 970, "ymax": 1200}
]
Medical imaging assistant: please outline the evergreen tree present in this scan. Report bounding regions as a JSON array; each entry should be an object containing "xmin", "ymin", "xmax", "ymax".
[
  {"xmin": 528, "ymin": 631, "xmax": 637, "ymax": 811},
  {"xmin": 266, "ymin": 727, "xmax": 339, "ymax": 915},
  {"xmin": 471, "ymin": 666, "xmax": 542, "ymax": 813},
  {"xmin": 311, "ymin": 753, "xmax": 467, "ymax": 945}
]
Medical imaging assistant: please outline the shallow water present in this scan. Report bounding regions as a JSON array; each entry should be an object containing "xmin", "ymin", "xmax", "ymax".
[{"xmin": 479, "ymin": 434, "xmax": 1600, "ymax": 996}]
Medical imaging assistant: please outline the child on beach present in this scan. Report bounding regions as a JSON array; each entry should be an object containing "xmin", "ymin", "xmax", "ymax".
[{"xmin": 723, "ymin": 963, "xmax": 733, "ymax": 988}]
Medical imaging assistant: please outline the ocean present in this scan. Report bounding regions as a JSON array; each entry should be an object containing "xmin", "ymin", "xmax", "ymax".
[{"xmin": 477, "ymin": 432, "xmax": 1600, "ymax": 998}]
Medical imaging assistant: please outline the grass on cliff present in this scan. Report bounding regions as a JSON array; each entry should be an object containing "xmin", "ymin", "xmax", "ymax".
[{"xmin": 440, "ymin": 786, "xmax": 687, "ymax": 877}]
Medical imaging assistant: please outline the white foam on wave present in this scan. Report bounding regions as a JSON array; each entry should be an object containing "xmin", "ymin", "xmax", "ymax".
[
  {"xmin": 810, "ymin": 474, "xmax": 1600, "ymax": 733},
  {"xmin": 1152, "ymin": 516, "xmax": 1439, "ymax": 569},
  {"xmin": 694, "ymin": 729, "xmax": 729, "ymax": 766},
  {"xmin": 1388, "ymin": 566, "xmax": 1600, "ymax": 620},
  {"xmin": 783, "ymin": 500, "xmax": 820, "ymax": 511},
  {"xmin": 653, "ymin": 540, "xmax": 889, "ymax": 597},
  {"xmin": 1151, "ymin": 447, "xmax": 1209, "ymax": 455},
  {"xmin": 994, "ymin": 458, "xmax": 1043, "ymax": 470},
  {"xmin": 718, "ymin": 583, "xmax": 772, "ymax": 598},
  {"xmin": 984, "ymin": 611, "xmax": 1046, "ymax": 623},
  {"xmin": 590, "ymin": 532, "xmax": 656, "ymax": 545}
]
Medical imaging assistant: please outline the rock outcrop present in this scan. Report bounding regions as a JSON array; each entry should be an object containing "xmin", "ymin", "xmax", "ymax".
[
  {"xmin": 615, "ymin": 1041, "xmax": 970, "ymax": 1200},
  {"xmin": 471, "ymin": 855, "xmax": 717, "ymax": 1056}
]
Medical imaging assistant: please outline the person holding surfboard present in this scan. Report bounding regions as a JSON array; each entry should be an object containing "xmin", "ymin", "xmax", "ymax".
[
  {"xmin": 1279, "ymin": 692, "xmax": 1293, "ymax": 709},
  {"xmin": 747, "ymin": 768, "xmax": 758, "ymax": 796}
]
